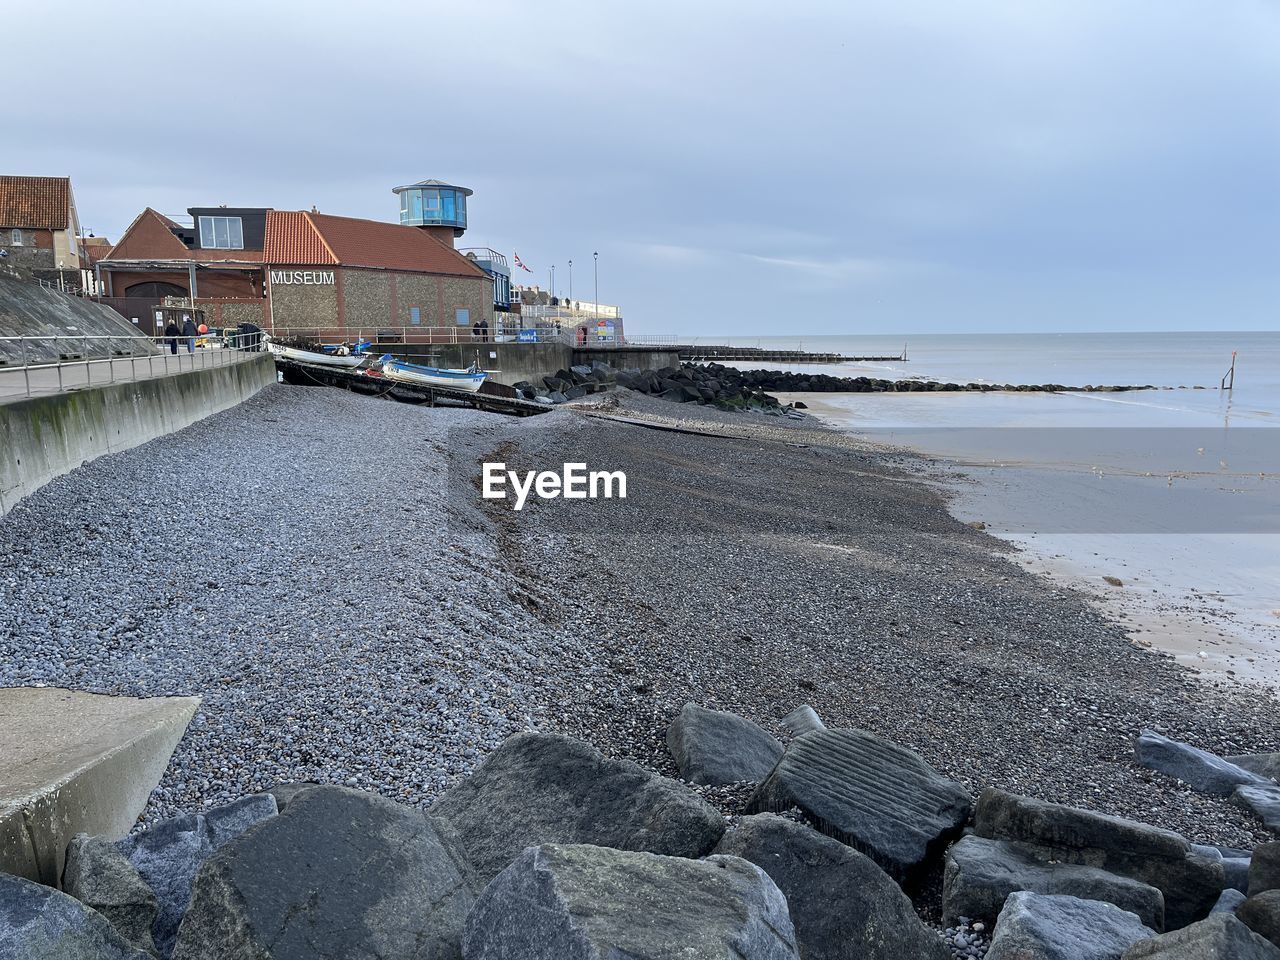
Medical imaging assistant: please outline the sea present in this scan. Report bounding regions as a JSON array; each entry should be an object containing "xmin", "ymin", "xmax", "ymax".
[{"xmin": 708, "ymin": 331, "xmax": 1280, "ymax": 688}]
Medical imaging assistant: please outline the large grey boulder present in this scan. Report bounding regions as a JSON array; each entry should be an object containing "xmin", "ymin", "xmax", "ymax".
[
  {"xmin": 1134, "ymin": 730, "xmax": 1268, "ymax": 797},
  {"xmin": 1236, "ymin": 783, "xmax": 1280, "ymax": 833},
  {"xmin": 0, "ymin": 872, "xmax": 151, "ymax": 959},
  {"xmin": 63, "ymin": 835, "xmax": 159, "ymax": 956},
  {"xmin": 172, "ymin": 786, "xmax": 477, "ymax": 960},
  {"xmin": 986, "ymin": 892, "xmax": 1156, "ymax": 960},
  {"xmin": 713, "ymin": 814, "xmax": 948, "ymax": 960},
  {"xmin": 667, "ymin": 703, "xmax": 783, "ymax": 786},
  {"xmin": 1121, "ymin": 913, "xmax": 1280, "ymax": 958},
  {"xmin": 116, "ymin": 793, "xmax": 277, "ymax": 958},
  {"xmin": 974, "ymin": 788, "xmax": 1223, "ymax": 929},
  {"xmin": 427, "ymin": 732, "xmax": 725, "ymax": 883},
  {"xmin": 1240, "ymin": 890, "xmax": 1280, "ymax": 948},
  {"xmin": 943, "ymin": 835, "xmax": 1165, "ymax": 930},
  {"xmin": 748, "ymin": 728, "xmax": 971, "ymax": 879},
  {"xmin": 1252, "ymin": 842, "xmax": 1280, "ymax": 896},
  {"xmin": 462, "ymin": 843, "xmax": 799, "ymax": 960},
  {"xmin": 1230, "ymin": 754, "xmax": 1280, "ymax": 783}
]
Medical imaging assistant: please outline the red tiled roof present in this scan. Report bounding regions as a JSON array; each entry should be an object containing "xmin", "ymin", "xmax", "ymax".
[
  {"xmin": 0, "ymin": 175, "xmax": 71, "ymax": 229},
  {"xmin": 263, "ymin": 211, "xmax": 336, "ymax": 265},
  {"xmin": 84, "ymin": 243, "xmax": 114, "ymax": 265},
  {"xmin": 268, "ymin": 211, "xmax": 487, "ymax": 277},
  {"xmin": 105, "ymin": 208, "xmax": 193, "ymax": 260}
]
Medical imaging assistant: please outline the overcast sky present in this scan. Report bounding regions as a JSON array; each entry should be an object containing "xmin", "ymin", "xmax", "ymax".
[{"xmin": 8, "ymin": 1, "xmax": 1278, "ymax": 335}]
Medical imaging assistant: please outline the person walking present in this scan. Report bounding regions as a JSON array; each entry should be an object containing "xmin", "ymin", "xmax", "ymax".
[
  {"xmin": 181, "ymin": 316, "xmax": 197, "ymax": 354},
  {"xmin": 163, "ymin": 319, "xmax": 179, "ymax": 355}
]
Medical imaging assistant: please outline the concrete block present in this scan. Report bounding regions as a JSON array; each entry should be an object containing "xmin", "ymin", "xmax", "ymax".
[{"xmin": 0, "ymin": 687, "xmax": 199, "ymax": 886}]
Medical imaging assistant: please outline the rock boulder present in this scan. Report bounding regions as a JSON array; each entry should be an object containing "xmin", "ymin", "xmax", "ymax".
[
  {"xmin": 1229, "ymin": 754, "xmax": 1280, "ymax": 783},
  {"xmin": 172, "ymin": 786, "xmax": 476, "ymax": 960},
  {"xmin": 116, "ymin": 794, "xmax": 277, "ymax": 958},
  {"xmin": 1134, "ymin": 731, "xmax": 1267, "ymax": 797},
  {"xmin": 1214, "ymin": 889, "xmax": 1248, "ymax": 914},
  {"xmin": 62, "ymin": 835, "xmax": 159, "ymax": 956},
  {"xmin": 714, "ymin": 814, "xmax": 948, "ymax": 960},
  {"xmin": 462, "ymin": 843, "xmax": 799, "ymax": 960},
  {"xmin": 1121, "ymin": 913, "xmax": 1280, "ymax": 958},
  {"xmin": 943, "ymin": 835, "xmax": 1165, "ymax": 930},
  {"xmin": 1235, "ymin": 783, "xmax": 1280, "ymax": 833},
  {"xmin": 974, "ymin": 788, "xmax": 1222, "ymax": 929},
  {"xmin": 667, "ymin": 703, "xmax": 783, "ymax": 786},
  {"xmin": 748, "ymin": 728, "xmax": 971, "ymax": 879},
  {"xmin": 1252, "ymin": 843, "xmax": 1280, "ymax": 896},
  {"xmin": 0, "ymin": 872, "xmax": 151, "ymax": 959},
  {"xmin": 1240, "ymin": 890, "xmax": 1280, "ymax": 948},
  {"xmin": 986, "ymin": 892, "xmax": 1156, "ymax": 960},
  {"xmin": 427, "ymin": 732, "xmax": 724, "ymax": 883}
]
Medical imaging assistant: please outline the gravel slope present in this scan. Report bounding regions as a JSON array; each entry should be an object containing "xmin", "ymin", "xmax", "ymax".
[
  {"xmin": 2, "ymin": 383, "xmax": 1276, "ymax": 866},
  {"xmin": 0, "ymin": 386, "xmax": 595, "ymax": 819}
]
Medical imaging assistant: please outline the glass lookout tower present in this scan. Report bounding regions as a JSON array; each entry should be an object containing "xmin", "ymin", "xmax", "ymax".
[{"xmin": 393, "ymin": 179, "xmax": 472, "ymax": 247}]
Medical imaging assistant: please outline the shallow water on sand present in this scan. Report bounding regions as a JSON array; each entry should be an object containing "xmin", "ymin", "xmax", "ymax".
[{"xmin": 758, "ymin": 331, "xmax": 1280, "ymax": 689}]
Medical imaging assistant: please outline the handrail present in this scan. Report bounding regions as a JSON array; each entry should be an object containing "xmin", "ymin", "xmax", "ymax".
[{"xmin": 0, "ymin": 332, "xmax": 264, "ymax": 400}]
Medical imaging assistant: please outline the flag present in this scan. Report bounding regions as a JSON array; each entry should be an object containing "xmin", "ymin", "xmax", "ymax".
[{"xmin": 513, "ymin": 252, "xmax": 533, "ymax": 273}]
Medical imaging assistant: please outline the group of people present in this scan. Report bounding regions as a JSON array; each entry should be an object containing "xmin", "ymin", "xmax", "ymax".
[
  {"xmin": 470, "ymin": 318, "xmax": 491, "ymax": 342},
  {"xmin": 162, "ymin": 316, "xmax": 200, "ymax": 355}
]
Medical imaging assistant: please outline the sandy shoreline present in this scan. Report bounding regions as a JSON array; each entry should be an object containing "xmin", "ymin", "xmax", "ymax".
[{"xmin": 776, "ymin": 390, "xmax": 1280, "ymax": 690}]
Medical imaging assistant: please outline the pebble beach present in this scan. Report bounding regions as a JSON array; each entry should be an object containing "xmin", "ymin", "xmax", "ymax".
[{"xmin": 2, "ymin": 383, "xmax": 1278, "ymax": 918}]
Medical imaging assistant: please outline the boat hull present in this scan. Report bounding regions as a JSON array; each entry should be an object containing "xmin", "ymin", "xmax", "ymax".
[
  {"xmin": 268, "ymin": 342, "xmax": 367, "ymax": 368},
  {"xmin": 380, "ymin": 360, "xmax": 487, "ymax": 393}
]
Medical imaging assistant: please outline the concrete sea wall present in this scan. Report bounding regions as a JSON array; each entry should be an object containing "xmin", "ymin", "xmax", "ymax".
[{"xmin": 0, "ymin": 352, "xmax": 275, "ymax": 517}]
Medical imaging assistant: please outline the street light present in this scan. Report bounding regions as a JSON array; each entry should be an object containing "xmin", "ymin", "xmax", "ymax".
[
  {"xmin": 593, "ymin": 252, "xmax": 598, "ymax": 312},
  {"xmin": 568, "ymin": 260, "xmax": 573, "ymax": 304}
]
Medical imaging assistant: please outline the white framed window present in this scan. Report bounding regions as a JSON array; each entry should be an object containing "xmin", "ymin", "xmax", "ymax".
[
  {"xmin": 198, "ymin": 216, "xmax": 244, "ymax": 250},
  {"xmin": 9, "ymin": 228, "xmax": 23, "ymax": 246}
]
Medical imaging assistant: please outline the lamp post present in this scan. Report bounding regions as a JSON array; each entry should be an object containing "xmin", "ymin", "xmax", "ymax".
[
  {"xmin": 568, "ymin": 259, "xmax": 573, "ymax": 305},
  {"xmin": 593, "ymin": 251, "xmax": 598, "ymax": 313},
  {"xmin": 550, "ymin": 265, "xmax": 555, "ymax": 302}
]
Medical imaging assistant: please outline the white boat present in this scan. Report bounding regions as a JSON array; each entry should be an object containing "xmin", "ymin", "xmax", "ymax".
[
  {"xmin": 379, "ymin": 357, "xmax": 487, "ymax": 393},
  {"xmin": 267, "ymin": 340, "xmax": 369, "ymax": 369}
]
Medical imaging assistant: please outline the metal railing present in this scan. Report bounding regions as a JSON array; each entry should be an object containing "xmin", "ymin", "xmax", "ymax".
[
  {"xmin": 0, "ymin": 332, "xmax": 264, "ymax": 401},
  {"xmin": 266, "ymin": 324, "xmax": 626, "ymax": 347}
]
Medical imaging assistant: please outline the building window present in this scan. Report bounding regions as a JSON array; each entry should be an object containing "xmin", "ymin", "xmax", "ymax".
[
  {"xmin": 9, "ymin": 228, "xmax": 22, "ymax": 246},
  {"xmin": 456, "ymin": 308, "xmax": 470, "ymax": 326},
  {"xmin": 198, "ymin": 216, "xmax": 244, "ymax": 250},
  {"xmin": 410, "ymin": 306, "xmax": 421, "ymax": 325}
]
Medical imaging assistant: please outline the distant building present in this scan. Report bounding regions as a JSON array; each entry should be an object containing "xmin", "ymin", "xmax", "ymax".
[
  {"xmin": 97, "ymin": 199, "xmax": 493, "ymax": 338},
  {"xmin": 460, "ymin": 248, "xmax": 513, "ymax": 311},
  {"xmin": 0, "ymin": 175, "xmax": 84, "ymax": 287},
  {"xmin": 513, "ymin": 284, "xmax": 623, "ymax": 343}
]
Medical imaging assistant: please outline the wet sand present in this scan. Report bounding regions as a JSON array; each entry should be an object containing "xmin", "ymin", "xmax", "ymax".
[{"xmin": 777, "ymin": 391, "xmax": 1280, "ymax": 689}]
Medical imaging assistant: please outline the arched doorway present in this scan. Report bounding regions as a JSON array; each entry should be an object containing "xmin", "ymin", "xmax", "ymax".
[{"xmin": 124, "ymin": 281, "xmax": 187, "ymax": 300}]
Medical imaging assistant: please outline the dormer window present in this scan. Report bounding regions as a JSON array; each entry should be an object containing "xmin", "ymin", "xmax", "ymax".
[{"xmin": 198, "ymin": 215, "xmax": 244, "ymax": 250}]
